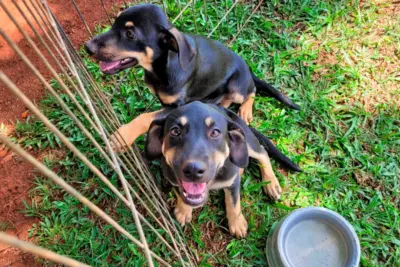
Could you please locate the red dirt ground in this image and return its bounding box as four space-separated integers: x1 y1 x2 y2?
0 0 123 265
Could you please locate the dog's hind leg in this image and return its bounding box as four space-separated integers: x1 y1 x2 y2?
217 106 302 172
225 71 256 124
248 146 282 200
110 109 170 152
250 127 302 172
224 175 248 238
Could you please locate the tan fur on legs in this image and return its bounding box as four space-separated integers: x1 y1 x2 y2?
239 168 244 175
239 93 255 125
259 152 282 200
110 110 162 152
224 188 248 238
221 92 246 109
248 146 282 200
174 193 193 226
220 96 233 108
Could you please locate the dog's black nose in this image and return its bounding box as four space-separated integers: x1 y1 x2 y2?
182 161 206 179
84 40 96 56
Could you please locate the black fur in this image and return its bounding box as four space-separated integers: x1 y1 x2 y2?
250 127 302 172
145 101 247 206
85 4 299 108
251 72 300 110
86 4 301 171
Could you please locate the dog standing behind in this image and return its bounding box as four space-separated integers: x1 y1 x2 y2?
144 101 283 238
85 4 300 163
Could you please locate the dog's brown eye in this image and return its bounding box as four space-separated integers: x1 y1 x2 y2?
170 127 181 137
210 129 221 138
126 30 136 40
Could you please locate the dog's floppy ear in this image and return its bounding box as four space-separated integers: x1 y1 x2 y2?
145 118 166 160
227 121 248 168
158 26 195 71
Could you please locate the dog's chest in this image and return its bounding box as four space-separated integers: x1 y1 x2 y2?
209 165 239 190
209 176 236 190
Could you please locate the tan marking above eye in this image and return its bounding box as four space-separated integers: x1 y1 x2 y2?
125 21 134 28
205 117 213 127
179 116 188 126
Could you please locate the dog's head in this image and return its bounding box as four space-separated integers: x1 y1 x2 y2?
145 102 248 207
84 4 195 74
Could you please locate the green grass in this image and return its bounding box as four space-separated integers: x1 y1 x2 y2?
14 0 399 266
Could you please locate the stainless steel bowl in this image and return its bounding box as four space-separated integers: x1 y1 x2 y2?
266 207 360 267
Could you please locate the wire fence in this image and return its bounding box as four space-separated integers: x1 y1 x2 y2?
0 0 267 266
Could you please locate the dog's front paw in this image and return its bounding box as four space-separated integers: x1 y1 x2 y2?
109 124 134 152
228 214 248 238
174 203 193 226
263 181 282 201
238 106 253 125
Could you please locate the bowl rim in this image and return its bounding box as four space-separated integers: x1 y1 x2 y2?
276 207 361 267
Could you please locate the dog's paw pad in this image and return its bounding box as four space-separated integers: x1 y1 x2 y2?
174 205 192 226
229 214 248 238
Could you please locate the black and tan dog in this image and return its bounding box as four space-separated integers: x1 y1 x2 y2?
85 4 300 155
144 101 282 238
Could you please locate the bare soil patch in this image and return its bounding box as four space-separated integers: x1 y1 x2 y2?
0 0 123 265
314 1 400 112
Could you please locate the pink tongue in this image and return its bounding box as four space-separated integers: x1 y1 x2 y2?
99 61 121 72
182 181 206 195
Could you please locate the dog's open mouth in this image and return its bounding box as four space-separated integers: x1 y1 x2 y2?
99 58 138 74
181 181 207 206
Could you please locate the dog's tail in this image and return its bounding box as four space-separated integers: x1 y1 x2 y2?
252 72 300 110
250 127 302 172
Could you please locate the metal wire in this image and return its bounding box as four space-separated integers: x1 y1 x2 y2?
70 0 93 37
0 132 170 267
0 232 90 267
207 0 241 38
229 0 264 45
45 3 195 265
99 0 113 24
172 0 194 23
0 0 199 265
46 4 154 264
0 0 266 265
